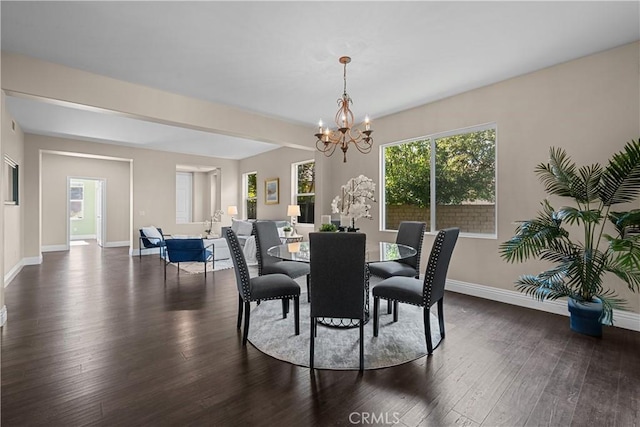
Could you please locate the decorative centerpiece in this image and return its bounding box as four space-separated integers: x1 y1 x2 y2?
331 175 376 232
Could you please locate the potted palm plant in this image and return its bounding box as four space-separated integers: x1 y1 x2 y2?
500 139 640 336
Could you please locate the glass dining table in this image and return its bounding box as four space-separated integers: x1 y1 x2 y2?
267 240 417 328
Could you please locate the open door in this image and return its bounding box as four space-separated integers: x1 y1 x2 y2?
68 177 107 247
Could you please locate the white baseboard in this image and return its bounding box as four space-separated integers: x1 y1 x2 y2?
42 244 69 252
24 255 43 265
446 279 640 332
102 241 129 248
0 305 6 327
71 234 96 240
4 261 24 287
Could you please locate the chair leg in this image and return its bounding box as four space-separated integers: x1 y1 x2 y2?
424 306 433 355
242 301 251 346
204 260 207 278
281 299 288 319
359 320 364 371
164 260 167 281
306 274 310 303
437 298 445 338
237 294 243 329
310 318 315 369
294 296 300 335
373 296 380 337
393 301 399 322
387 299 392 314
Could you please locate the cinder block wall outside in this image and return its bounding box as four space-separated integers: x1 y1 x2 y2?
385 204 495 234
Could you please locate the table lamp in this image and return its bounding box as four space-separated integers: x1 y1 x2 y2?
227 205 238 220
287 204 301 235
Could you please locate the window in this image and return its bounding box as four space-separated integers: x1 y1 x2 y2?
382 124 496 235
69 180 85 220
4 156 18 205
244 172 257 219
292 160 315 224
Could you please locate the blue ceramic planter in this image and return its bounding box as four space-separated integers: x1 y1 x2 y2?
568 297 603 337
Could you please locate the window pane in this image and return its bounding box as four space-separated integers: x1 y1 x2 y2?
245 172 257 219
434 128 496 233
297 195 315 224
70 200 84 219
383 139 430 230
297 162 315 194
70 186 84 200
247 173 257 198
293 161 315 224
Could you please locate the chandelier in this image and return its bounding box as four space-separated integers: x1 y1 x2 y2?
314 56 373 163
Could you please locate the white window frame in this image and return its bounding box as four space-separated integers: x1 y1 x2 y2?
243 171 257 220
380 122 497 239
291 160 315 225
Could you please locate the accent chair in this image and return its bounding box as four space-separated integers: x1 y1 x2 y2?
164 238 213 280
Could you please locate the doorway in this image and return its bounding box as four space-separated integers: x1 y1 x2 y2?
68 177 106 247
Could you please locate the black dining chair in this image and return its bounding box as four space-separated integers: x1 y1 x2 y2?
254 221 311 300
368 221 426 313
309 232 367 370
225 228 300 346
373 227 459 355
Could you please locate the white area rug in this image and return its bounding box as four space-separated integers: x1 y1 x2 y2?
172 258 234 274
246 275 442 370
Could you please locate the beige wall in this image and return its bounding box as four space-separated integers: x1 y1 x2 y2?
248 42 640 314
2 91 26 324
23 134 240 255
239 147 319 222
2 92 25 279
41 153 130 247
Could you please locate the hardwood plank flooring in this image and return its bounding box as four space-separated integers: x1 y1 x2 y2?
2 241 639 426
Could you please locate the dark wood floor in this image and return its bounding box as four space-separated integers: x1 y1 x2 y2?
2 241 639 426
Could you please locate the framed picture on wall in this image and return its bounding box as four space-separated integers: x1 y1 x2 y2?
265 178 279 205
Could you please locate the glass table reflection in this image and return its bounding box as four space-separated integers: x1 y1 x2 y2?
267 241 417 264
267 240 417 328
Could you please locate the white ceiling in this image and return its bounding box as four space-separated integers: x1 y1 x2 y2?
2 1 639 159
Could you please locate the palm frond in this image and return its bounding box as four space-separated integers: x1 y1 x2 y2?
599 139 640 206
515 274 573 301
608 209 640 236
571 164 603 203
535 147 578 198
605 251 640 293
595 290 627 325
557 206 602 226
499 200 568 263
